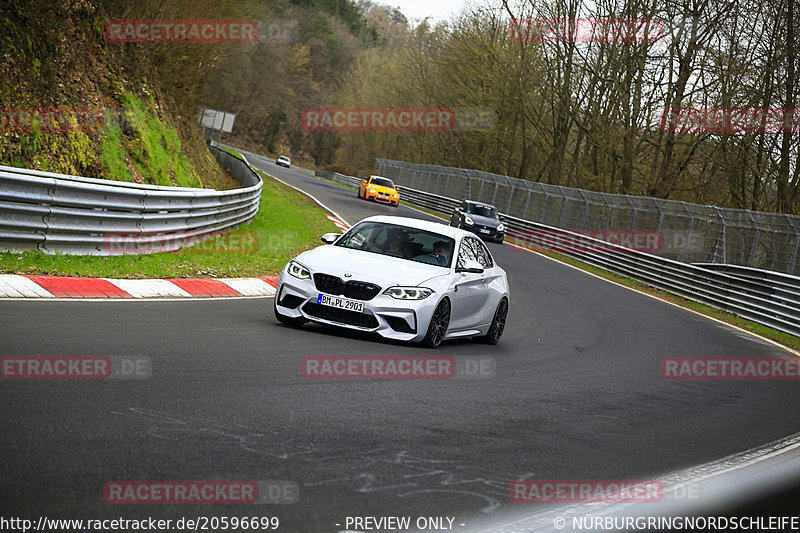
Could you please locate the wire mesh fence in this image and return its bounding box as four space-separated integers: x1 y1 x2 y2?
376 158 800 274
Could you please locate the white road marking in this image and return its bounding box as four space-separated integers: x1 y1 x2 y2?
219 277 277 296
0 274 54 298
103 279 192 298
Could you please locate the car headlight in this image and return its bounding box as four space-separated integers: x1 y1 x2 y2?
383 287 433 300
287 260 310 280
464 216 474 225
497 223 505 232
368 188 376 193
392 193 398 198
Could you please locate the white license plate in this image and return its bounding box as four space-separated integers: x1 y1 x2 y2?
317 293 364 313
479 228 490 234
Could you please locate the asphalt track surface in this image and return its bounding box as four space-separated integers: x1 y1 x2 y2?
1 155 799 532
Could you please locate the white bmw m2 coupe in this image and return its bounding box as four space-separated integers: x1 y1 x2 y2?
274 215 509 348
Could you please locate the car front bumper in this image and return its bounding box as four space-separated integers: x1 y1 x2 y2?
274 270 437 343
466 225 504 242
365 191 399 205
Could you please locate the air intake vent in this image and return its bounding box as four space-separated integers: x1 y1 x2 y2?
313 274 381 301
302 303 379 328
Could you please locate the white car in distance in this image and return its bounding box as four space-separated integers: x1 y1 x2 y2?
274 215 509 348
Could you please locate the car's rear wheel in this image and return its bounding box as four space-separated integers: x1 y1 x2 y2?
274 298 306 328
421 298 450 348
477 298 508 345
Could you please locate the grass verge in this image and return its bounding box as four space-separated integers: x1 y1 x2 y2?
0 169 338 278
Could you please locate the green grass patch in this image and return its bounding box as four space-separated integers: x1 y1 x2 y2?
98 123 129 181
99 93 203 188
0 169 338 278
220 147 242 158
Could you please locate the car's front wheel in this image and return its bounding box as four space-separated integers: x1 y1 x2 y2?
274 298 306 328
421 298 450 348
477 298 508 345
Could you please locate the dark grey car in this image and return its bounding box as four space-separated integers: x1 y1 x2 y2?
449 200 505 243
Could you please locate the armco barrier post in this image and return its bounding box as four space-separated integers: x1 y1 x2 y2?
681 202 694 263
558 186 568 228
748 210 760 267
579 189 589 230
787 214 800 275
522 188 532 220
654 198 664 233
714 206 727 264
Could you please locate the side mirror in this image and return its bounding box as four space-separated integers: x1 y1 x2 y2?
456 259 484 274
320 233 341 244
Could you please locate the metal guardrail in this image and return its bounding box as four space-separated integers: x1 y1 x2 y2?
317 170 800 337
692 263 800 292
214 142 318 178
0 146 262 255
376 159 800 276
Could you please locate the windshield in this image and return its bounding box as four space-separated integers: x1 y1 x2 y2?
467 203 498 218
335 221 454 267
369 177 395 188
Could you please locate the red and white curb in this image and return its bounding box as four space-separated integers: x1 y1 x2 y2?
0 274 279 299
326 214 350 232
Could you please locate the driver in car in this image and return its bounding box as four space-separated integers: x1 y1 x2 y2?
387 234 413 258
433 240 452 266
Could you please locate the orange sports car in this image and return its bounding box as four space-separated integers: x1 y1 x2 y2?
358 175 399 207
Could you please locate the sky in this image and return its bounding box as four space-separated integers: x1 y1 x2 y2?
388 0 473 23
